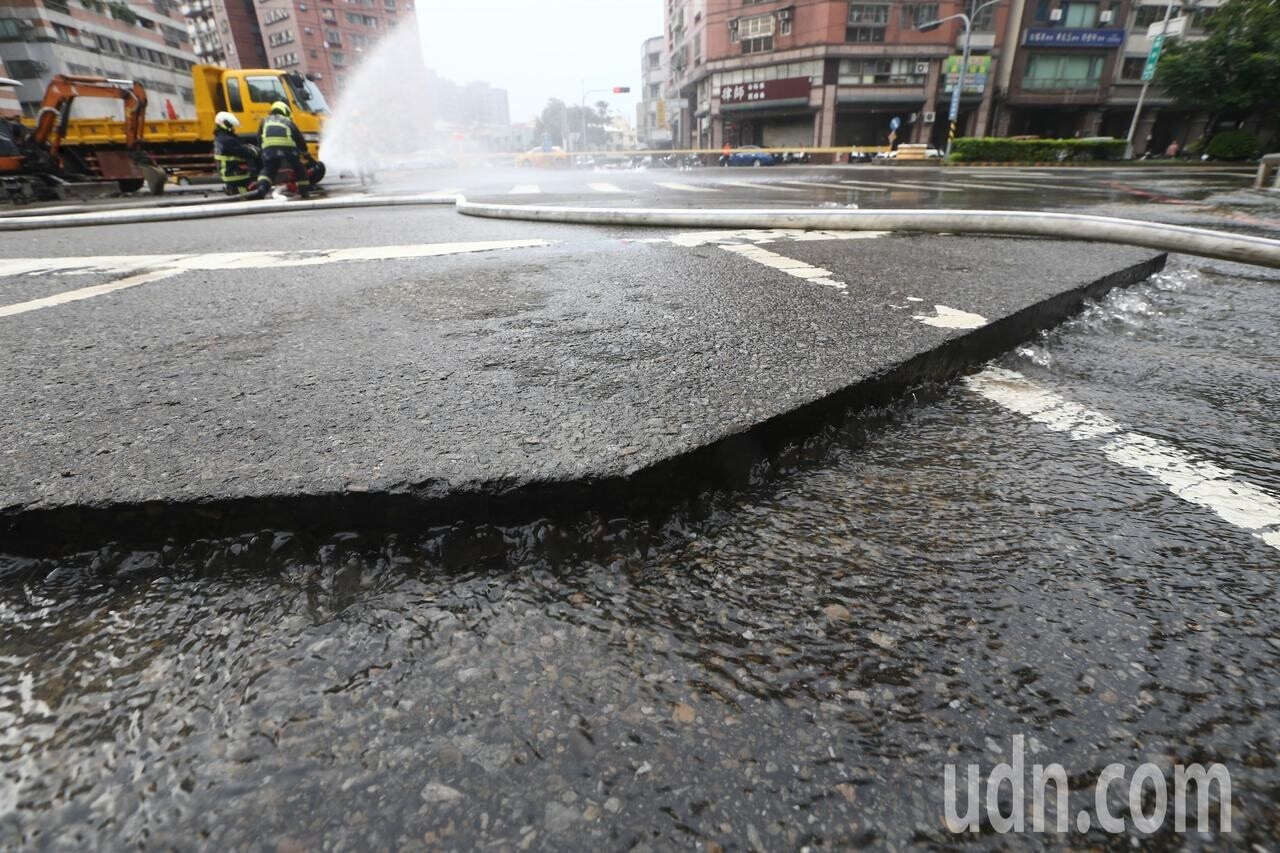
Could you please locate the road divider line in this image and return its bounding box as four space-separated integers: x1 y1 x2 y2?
0 239 552 318
779 180 884 193
719 243 847 291
588 182 624 193
965 366 1280 553
886 180 966 193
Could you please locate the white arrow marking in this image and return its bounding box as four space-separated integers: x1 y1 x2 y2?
720 243 847 291
914 304 988 329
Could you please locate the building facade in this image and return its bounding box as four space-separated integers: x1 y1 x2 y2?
0 56 21 115
0 0 201 117
664 0 1216 155
182 0 265 69
252 0 410 104
638 34 671 147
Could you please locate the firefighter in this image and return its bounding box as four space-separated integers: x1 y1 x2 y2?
252 100 310 199
212 111 259 196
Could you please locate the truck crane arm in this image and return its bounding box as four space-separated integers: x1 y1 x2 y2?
32 75 148 160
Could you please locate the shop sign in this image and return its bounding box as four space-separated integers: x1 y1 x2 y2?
719 76 811 104
942 55 991 94
1024 28 1126 47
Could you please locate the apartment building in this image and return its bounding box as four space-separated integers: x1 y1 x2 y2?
665 0 1215 155
0 0 201 117
996 0 1223 150
182 0 265 69
253 0 409 104
665 0 1013 151
0 56 21 115
638 34 671 147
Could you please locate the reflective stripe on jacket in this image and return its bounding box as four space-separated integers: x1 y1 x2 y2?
260 115 298 150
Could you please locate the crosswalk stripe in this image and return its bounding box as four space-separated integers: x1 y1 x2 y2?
656 181 719 193
716 179 810 193
588 182 623 193
779 180 886 193
509 185 540 195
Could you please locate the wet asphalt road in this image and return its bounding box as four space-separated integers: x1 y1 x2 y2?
1 166 1278 849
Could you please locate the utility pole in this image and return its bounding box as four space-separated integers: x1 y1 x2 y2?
1124 0 1180 159
919 0 1002 158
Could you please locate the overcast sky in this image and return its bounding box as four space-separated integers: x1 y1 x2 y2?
419 0 664 124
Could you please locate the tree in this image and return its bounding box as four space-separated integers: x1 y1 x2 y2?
1157 0 1280 133
532 98 613 148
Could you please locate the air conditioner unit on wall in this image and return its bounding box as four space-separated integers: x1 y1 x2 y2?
1049 8 1063 20
915 62 929 74
1099 9 1113 22
778 8 792 22
923 111 936 123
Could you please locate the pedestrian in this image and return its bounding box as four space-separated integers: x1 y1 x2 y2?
1165 140 1180 159
721 140 731 166
211 111 260 196
251 100 311 199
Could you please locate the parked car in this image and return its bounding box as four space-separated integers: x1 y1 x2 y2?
780 150 811 165
723 145 778 167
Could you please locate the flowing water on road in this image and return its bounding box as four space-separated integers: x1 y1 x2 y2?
2 259 1277 848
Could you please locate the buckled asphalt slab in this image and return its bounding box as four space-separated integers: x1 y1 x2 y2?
0 215 1163 547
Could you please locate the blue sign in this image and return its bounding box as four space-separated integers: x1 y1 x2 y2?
889 116 901 131
541 132 551 152
1024 28 1126 47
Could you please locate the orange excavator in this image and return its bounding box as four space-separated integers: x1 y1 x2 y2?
1 74 164 202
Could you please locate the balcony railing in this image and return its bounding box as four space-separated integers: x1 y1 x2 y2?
1021 77 1101 90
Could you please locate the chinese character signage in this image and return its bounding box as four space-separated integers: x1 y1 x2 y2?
943 55 990 94
719 77 811 104
1024 28 1126 47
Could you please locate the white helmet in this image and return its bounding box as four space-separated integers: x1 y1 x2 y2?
214 111 239 132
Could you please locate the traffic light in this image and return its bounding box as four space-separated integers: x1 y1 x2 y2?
612 87 630 93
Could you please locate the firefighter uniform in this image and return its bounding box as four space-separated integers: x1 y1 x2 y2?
213 126 259 195
256 106 310 197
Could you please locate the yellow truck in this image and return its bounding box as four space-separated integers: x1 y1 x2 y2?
21 64 327 189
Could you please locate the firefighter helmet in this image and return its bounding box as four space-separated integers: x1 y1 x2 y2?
269 100 291 116
214 111 239 132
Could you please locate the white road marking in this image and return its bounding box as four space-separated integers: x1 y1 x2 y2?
940 180 1036 192
838 178 940 192
779 180 885 193
965 367 1280 553
913 304 988 329
657 228 889 247
719 243 847 290
655 181 719 193
0 269 181 318
880 179 966 193
509 184 540 194
0 239 551 318
716 179 810 193
588 182 624 193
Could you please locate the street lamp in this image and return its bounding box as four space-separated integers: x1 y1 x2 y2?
918 0 1002 158
580 86 630 159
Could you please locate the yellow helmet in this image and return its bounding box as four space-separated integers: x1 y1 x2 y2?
269 100 291 116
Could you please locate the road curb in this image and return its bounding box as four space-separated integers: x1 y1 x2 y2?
455 199 1280 268
0 253 1166 558
0 192 458 231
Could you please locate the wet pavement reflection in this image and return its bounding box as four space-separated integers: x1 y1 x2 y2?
1 260 1278 848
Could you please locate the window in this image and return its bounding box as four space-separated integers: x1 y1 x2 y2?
226 77 244 110
384 0 395 8
324 28 341 43
1034 0 1052 21
1062 2 1098 27
7 59 44 78
648 82 660 97
272 51 299 68
53 23 76 42
1119 56 1146 78
647 51 660 69
268 29 295 46
838 57 929 85
900 3 938 29
966 0 997 31
321 7 336 20
330 50 344 65
733 12 774 53
1133 4 1174 28
1022 54 1105 88
309 48 318 58
847 3 888 42
345 12 377 25
246 74 288 102
263 7 290 24
0 19 23 41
